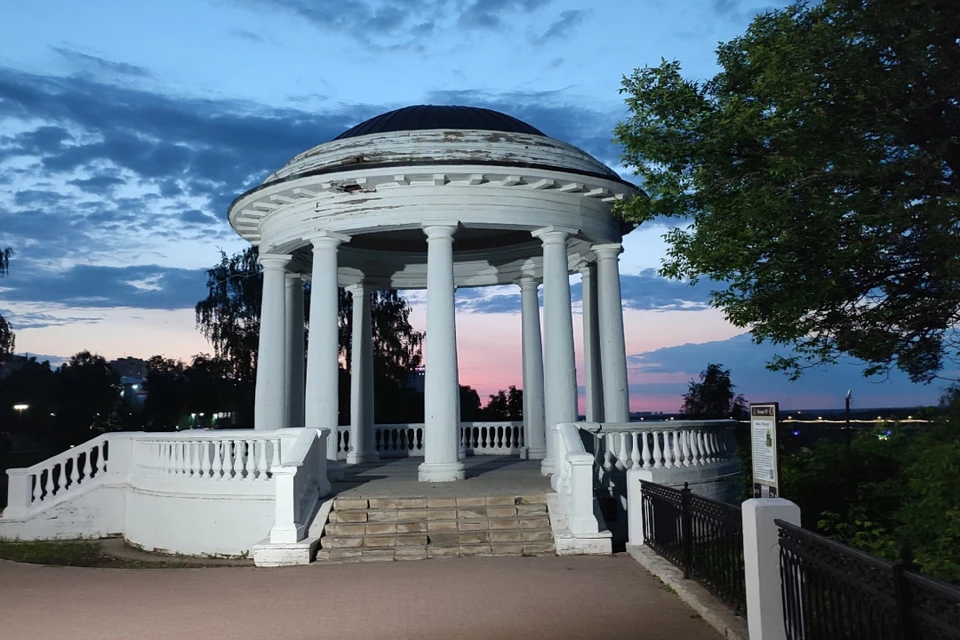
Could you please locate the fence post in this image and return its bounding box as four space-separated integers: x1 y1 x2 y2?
893 544 918 640
743 498 801 640
681 482 692 579
626 468 648 545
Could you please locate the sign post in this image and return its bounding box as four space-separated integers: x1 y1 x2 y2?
750 402 780 498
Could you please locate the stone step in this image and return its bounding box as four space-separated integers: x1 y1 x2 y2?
331 495 547 511
315 541 556 563
328 504 547 524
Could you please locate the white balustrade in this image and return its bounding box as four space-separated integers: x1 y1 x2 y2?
270 428 331 544
582 421 737 472
554 423 603 536
4 435 111 517
133 433 282 480
336 422 525 459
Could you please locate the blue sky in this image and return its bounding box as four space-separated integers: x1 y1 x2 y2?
0 0 950 410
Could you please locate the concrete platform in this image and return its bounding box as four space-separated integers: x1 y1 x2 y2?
331 456 551 498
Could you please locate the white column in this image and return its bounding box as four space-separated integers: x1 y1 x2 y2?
305 233 348 480
580 262 604 423
743 499 801 640
284 273 305 429
533 227 578 476
419 223 465 482
346 282 377 464
519 278 546 460
254 254 291 431
594 243 630 423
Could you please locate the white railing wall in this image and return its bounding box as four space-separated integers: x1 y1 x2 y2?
270 428 330 544
580 421 738 472
133 433 283 481
3 434 113 518
336 422 525 459
553 423 602 536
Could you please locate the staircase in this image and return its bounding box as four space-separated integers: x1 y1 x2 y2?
316 495 555 562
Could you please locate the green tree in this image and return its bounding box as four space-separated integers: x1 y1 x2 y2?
614 0 960 383
680 363 747 419
195 246 425 425
480 386 524 421
142 356 187 430
0 248 14 359
52 351 121 445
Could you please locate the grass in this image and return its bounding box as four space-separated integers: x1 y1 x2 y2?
0 539 194 568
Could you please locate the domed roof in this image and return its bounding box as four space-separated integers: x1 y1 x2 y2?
333 105 546 140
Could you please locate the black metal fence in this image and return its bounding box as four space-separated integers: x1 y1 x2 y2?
777 519 960 640
639 480 746 613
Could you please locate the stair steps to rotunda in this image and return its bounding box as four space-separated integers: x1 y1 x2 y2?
314 495 555 563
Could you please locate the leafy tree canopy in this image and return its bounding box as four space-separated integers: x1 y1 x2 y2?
615 0 960 383
0 248 14 359
680 363 747 419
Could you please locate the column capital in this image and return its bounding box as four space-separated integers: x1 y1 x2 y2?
345 281 371 295
258 253 292 270
576 259 596 276
592 243 624 260
422 222 459 240
532 226 578 245
309 231 351 250
518 277 540 292
284 271 306 284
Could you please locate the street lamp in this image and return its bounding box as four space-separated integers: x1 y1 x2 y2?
13 403 29 428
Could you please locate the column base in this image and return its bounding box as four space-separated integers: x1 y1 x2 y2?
345 451 379 465
527 447 547 461
327 460 345 482
540 457 556 476
418 461 466 482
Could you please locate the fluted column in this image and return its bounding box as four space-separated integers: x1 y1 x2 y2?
519 277 546 460
595 243 630 423
419 223 465 482
580 262 604 423
533 227 579 476
284 273 305 429
254 254 291 431
346 282 377 464
305 232 348 480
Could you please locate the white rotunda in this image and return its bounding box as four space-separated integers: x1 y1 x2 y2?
227 105 640 483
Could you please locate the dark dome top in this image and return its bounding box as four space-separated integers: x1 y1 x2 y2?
333 105 546 140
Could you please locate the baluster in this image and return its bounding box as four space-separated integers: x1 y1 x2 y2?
45 465 55 498
602 433 615 470
160 442 169 473
204 441 215 477
630 432 642 469
660 432 672 469
689 430 701 466
681 430 692 467
699 430 709 464
171 441 180 475
211 441 224 479
617 431 630 469
651 431 663 469
243 439 254 478
99 442 107 473
70 452 81 487
83 447 94 481
271 438 281 469
641 432 652 469
185 441 195 476
702 431 714 463
257 439 269 479
231 440 242 479
32 473 40 502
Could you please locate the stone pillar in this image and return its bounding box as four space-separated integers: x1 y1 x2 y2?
580 262 604 423
595 243 630 423
419 223 465 482
533 227 578 476
284 273 305 429
254 254 291 431
519 278 546 460
346 282 377 464
305 233 347 480
743 499 801 640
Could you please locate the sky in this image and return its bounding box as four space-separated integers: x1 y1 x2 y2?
0 0 950 412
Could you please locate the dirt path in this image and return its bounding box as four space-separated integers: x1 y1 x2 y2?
0 554 718 640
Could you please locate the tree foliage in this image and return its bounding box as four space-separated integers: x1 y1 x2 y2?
680 363 747 419
615 0 960 383
0 248 14 359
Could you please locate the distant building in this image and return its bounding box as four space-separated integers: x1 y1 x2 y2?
110 357 148 379
119 376 147 409
406 366 425 393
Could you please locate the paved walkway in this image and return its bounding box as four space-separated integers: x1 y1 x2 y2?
332 456 552 498
0 555 718 640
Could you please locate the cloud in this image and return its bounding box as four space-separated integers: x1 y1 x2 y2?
459 0 552 29
1 308 102 330
531 9 588 45
51 47 152 78
709 0 791 21
628 333 950 409
572 270 714 312
0 264 209 311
